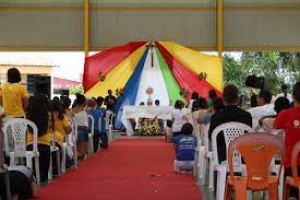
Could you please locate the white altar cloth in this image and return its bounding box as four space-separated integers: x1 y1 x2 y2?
121 106 173 135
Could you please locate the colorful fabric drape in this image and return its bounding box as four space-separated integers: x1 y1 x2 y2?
83 42 146 92
156 42 222 99
114 48 149 129
83 41 223 104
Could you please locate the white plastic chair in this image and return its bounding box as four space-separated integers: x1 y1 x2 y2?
194 124 206 180
62 117 78 173
165 127 172 143
47 113 63 180
87 115 94 155
106 111 113 142
48 127 61 180
201 123 214 187
211 122 253 200
2 118 41 184
97 115 106 150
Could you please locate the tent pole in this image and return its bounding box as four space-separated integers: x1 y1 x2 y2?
217 0 223 58
84 0 90 58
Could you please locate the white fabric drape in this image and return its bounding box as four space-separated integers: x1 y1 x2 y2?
134 48 170 106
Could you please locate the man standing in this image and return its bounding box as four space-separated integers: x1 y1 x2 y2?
104 89 117 112
104 89 117 129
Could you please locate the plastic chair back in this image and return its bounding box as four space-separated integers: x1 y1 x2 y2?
88 115 94 136
228 132 284 190
68 117 78 141
211 122 253 166
203 123 210 154
291 140 300 182
68 117 78 165
106 111 113 130
3 118 38 157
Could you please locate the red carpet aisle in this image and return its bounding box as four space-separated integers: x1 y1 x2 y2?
37 139 202 200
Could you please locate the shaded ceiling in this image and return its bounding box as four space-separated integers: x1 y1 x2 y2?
1 0 300 51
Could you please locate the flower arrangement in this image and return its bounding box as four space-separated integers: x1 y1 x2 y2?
98 72 106 82
139 118 160 136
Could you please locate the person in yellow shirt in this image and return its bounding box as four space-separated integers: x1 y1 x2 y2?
26 95 71 182
0 68 28 118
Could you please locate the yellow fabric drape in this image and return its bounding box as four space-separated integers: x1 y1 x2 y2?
160 41 223 92
85 45 146 97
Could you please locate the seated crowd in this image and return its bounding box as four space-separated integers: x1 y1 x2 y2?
0 67 110 199
1 67 300 199
168 81 300 199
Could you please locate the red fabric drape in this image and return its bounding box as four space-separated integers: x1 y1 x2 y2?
83 41 146 92
156 42 222 99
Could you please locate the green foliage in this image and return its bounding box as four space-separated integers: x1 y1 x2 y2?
223 53 245 88
279 52 300 83
223 51 300 94
69 84 84 95
240 52 283 91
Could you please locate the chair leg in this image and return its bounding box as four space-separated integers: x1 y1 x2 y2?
9 155 15 166
109 126 113 142
26 155 32 169
283 182 290 200
225 182 232 200
234 183 247 200
35 155 41 185
215 166 227 200
74 146 78 166
89 137 94 155
193 151 198 176
209 158 214 189
56 151 61 176
268 184 278 200
198 146 205 180
48 154 53 180
200 156 207 185
62 145 66 173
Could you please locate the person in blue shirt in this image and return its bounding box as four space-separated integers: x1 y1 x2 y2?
89 96 108 151
173 123 197 173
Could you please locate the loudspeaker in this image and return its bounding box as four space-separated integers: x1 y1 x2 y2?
245 75 265 90
34 76 51 98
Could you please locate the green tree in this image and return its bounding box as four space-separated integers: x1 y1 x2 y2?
223 51 300 95
69 84 84 95
240 52 284 92
279 52 300 84
223 53 244 89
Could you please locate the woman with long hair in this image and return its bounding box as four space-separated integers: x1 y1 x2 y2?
276 83 293 103
61 95 72 117
27 95 71 181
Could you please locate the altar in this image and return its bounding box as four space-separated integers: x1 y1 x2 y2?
121 106 173 135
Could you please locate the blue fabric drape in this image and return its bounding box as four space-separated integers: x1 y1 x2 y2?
114 48 149 129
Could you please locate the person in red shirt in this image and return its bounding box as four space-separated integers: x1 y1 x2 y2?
274 81 300 198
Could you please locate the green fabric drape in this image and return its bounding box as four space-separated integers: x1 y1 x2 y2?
156 48 185 105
